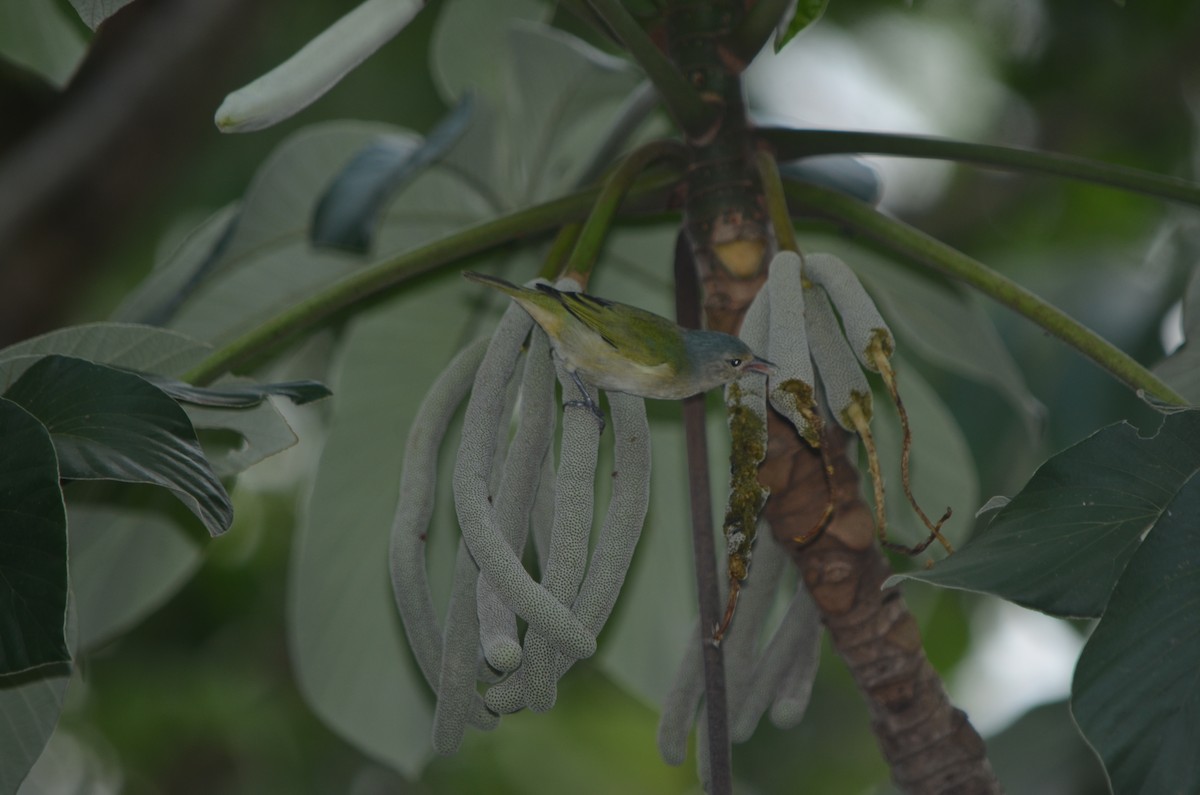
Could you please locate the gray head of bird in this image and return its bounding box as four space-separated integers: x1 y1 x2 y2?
683 330 775 391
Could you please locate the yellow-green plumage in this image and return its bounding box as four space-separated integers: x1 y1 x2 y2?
464 271 772 401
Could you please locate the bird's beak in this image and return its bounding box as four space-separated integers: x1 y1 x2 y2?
744 356 775 375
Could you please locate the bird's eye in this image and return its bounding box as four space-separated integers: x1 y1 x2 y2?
728 358 742 368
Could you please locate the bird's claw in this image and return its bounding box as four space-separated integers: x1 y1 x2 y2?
564 398 606 433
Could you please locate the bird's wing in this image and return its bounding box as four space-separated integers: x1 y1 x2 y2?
540 285 687 370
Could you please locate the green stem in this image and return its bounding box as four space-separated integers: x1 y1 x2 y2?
540 223 582 281
760 128 1200 207
781 178 1190 406
724 0 790 66
568 140 687 279
183 168 683 385
754 149 797 253
586 0 716 138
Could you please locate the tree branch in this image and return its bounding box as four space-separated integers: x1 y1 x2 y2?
761 419 1003 794
674 232 733 795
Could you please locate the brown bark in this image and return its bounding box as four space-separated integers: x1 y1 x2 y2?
761 415 1002 794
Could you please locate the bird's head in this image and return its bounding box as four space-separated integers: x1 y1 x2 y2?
684 331 774 390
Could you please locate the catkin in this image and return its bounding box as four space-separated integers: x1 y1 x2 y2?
485 389 651 714
389 338 487 692
656 618 705 766
803 252 894 370
721 526 787 743
431 541 486 755
765 251 821 445
806 286 872 431
518 358 602 712
476 331 558 673
736 582 821 738
453 302 596 661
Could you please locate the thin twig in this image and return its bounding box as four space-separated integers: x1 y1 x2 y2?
674 231 733 795
760 128 1200 208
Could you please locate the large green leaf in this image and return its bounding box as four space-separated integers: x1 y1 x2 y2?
312 95 475 253
111 205 240 326
3 356 232 537
288 272 470 776
0 607 74 795
187 400 300 479
67 0 135 30
67 487 201 651
0 322 211 387
0 398 67 675
117 122 493 346
890 410 1200 618
1071 472 1200 795
430 0 548 104
0 663 72 795
0 0 86 86
214 0 424 133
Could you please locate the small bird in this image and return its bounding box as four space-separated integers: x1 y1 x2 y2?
464 271 773 428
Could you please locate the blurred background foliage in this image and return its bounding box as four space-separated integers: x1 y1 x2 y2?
2 0 1197 792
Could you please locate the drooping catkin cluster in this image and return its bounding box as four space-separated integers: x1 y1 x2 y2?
655 249 957 775
657 519 822 783
748 250 953 557
389 278 651 754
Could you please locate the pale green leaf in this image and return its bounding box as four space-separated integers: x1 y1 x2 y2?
0 0 85 86
288 272 472 775
0 323 211 389
67 0 135 30
131 122 491 346
429 0 548 104
0 611 73 795
215 0 424 133
67 490 200 651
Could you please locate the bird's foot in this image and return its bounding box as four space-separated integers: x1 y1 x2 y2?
563 397 606 433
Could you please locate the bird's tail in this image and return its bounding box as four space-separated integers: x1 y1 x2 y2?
462 270 526 297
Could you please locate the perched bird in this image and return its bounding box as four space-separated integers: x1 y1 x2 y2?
464 271 773 427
